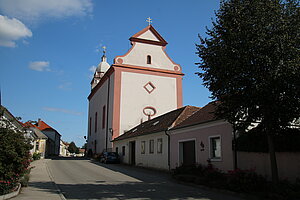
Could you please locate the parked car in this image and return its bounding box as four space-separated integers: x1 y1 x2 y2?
99 152 120 164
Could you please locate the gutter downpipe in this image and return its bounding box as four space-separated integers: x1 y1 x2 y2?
105 76 110 152
165 127 171 171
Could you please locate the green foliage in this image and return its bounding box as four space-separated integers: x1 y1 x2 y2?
0 127 32 195
237 128 300 152
196 0 299 183
68 141 79 154
196 0 300 132
32 152 41 160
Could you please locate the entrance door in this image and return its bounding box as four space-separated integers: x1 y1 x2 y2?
179 140 196 166
129 141 136 165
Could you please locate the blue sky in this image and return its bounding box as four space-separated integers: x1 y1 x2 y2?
0 0 220 147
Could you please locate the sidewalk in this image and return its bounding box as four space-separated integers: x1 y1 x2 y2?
13 159 65 200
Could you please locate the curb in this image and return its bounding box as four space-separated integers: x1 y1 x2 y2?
0 183 21 200
45 160 67 200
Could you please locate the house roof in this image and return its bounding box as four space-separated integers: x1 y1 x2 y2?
22 121 48 139
30 127 48 139
171 101 220 130
113 105 201 141
34 119 61 136
0 105 24 129
36 120 53 131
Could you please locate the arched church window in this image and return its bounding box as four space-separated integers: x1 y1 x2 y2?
147 55 151 64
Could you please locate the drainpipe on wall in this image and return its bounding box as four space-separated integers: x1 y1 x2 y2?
105 76 110 152
164 128 171 171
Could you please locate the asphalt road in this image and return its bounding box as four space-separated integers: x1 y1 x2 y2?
47 157 245 200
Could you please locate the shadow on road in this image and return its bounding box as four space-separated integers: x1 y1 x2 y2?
28 158 243 200
89 159 172 183
56 181 229 200
49 156 90 160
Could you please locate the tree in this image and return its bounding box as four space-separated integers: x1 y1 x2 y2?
0 118 32 194
68 141 79 154
196 0 299 183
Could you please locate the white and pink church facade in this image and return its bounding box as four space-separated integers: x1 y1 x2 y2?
87 25 183 155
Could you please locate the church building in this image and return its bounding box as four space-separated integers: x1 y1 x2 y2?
87 24 184 155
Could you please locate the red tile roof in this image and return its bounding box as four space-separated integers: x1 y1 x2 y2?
36 120 55 131
113 106 201 141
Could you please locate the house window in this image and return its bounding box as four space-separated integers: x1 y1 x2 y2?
95 112 97 132
35 142 39 151
149 140 154 154
102 105 106 129
157 138 162 153
210 136 221 160
141 141 145 154
116 147 118 154
89 117 92 135
147 55 151 64
122 146 125 156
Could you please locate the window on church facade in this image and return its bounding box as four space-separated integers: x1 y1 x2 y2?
102 105 106 129
95 112 97 133
147 55 151 64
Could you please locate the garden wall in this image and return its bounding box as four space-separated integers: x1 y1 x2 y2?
237 152 300 181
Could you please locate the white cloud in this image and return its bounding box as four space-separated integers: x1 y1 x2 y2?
0 0 93 23
28 61 50 71
0 15 32 47
43 107 83 116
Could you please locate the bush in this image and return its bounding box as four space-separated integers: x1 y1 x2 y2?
0 127 32 195
173 164 300 199
32 152 41 160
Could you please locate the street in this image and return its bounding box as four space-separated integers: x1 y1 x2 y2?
47 157 245 200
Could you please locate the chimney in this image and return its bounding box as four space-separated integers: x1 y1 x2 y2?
38 118 41 126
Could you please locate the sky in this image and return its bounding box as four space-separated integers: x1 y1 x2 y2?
0 0 220 147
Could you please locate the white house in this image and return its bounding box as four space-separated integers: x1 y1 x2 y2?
113 106 200 170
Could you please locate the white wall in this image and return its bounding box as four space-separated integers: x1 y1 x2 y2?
116 42 179 71
119 72 177 135
114 131 169 170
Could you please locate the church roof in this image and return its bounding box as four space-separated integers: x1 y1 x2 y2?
129 25 168 46
113 105 201 141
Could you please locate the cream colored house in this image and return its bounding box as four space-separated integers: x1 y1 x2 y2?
60 140 69 157
113 106 200 170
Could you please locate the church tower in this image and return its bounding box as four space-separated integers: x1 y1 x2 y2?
87 23 183 154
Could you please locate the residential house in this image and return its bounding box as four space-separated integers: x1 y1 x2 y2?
113 106 200 170
23 122 48 159
60 140 69 157
0 105 37 155
169 102 234 171
35 119 61 156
